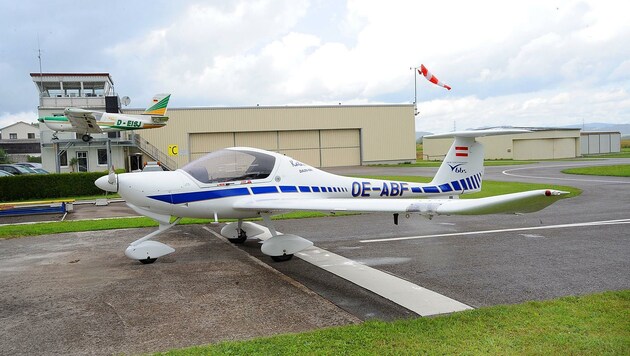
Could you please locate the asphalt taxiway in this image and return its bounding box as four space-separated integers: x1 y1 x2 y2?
0 158 628 354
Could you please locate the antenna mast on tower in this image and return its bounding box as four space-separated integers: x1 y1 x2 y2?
37 36 43 99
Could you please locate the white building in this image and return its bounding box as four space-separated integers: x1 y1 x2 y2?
32 73 144 173
0 121 41 162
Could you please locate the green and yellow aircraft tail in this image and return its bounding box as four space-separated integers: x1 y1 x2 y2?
143 93 171 116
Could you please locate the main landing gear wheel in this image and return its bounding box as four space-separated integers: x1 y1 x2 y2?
227 229 247 244
139 257 157 264
271 254 293 262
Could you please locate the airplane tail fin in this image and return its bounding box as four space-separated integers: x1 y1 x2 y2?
143 93 171 116
428 129 530 195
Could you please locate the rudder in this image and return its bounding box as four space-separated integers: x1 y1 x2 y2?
143 93 171 116
430 136 484 194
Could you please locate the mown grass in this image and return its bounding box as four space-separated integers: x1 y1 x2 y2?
0 211 347 239
156 290 630 355
562 165 630 177
583 146 630 158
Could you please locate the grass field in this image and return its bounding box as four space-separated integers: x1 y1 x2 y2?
156 290 630 355
562 165 630 177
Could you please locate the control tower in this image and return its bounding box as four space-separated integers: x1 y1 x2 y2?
30 73 126 173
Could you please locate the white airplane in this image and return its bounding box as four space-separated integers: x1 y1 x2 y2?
38 93 171 142
95 129 568 264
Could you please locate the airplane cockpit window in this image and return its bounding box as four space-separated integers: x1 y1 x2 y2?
181 149 276 184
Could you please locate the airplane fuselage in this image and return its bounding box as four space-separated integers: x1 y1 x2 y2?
98 147 482 221
38 112 166 133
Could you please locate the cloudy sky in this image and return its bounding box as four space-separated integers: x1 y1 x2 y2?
1 0 628 133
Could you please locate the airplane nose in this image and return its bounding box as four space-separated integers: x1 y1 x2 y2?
95 175 118 192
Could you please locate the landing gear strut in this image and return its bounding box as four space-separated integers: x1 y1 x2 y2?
219 218 312 263
125 216 181 264
227 220 248 244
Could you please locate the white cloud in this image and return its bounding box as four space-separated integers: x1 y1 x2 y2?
417 86 630 133
1 0 628 133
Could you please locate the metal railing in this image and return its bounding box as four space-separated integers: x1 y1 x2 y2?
131 134 177 171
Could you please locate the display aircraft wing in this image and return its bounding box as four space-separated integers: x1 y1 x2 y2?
232 189 566 216
64 107 103 134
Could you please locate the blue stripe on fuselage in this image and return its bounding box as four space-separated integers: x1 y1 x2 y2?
251 186 279 194
149 187 250 204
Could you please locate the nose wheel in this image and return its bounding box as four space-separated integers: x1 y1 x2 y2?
140 258 157 264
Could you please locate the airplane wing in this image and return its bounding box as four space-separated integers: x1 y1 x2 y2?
64 108 103 133
232 190 568 216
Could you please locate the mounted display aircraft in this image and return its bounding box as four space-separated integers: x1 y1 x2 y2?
95 129 568 264
38 93 171 142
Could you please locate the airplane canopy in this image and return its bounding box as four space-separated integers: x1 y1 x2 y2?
181 149 276 184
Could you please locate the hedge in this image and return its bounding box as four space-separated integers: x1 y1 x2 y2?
0 172 110 201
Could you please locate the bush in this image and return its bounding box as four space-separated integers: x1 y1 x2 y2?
0 172 108 201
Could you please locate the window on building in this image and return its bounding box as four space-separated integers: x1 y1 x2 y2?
97 149 108 165
28 133 35 139
59 151 68 166
9 133 17 139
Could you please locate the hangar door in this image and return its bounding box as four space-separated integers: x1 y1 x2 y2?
513 138 577 160
189 129 361 167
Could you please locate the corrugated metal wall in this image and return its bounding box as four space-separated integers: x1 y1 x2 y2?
131 105 414 168
581 132 622 154
423 130 581 160
189 129 361 167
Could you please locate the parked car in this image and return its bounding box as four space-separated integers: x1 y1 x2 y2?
0 170 14 177
16 162 43 169
0 164 34 175
33 168 50 174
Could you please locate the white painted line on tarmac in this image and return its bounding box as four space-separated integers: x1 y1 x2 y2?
295 246 472 316
360 218 630 244
206 223 472 316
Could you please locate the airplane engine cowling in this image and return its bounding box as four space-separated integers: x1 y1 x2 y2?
125 241 175 260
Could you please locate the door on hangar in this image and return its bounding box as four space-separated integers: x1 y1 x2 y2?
189 129 361 167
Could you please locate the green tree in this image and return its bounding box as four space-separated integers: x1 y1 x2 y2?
0 148 9 163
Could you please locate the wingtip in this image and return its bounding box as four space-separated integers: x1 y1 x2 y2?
544 189 570 196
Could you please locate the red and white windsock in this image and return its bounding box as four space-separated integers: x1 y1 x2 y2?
419 64 451 90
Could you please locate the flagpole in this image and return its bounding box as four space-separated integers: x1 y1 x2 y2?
411 66 419 116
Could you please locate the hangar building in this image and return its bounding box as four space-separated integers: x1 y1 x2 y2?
580 131 622 155
128 105 416 169
423 128 584 160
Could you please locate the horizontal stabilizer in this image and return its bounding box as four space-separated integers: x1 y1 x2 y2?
151 116 169 124
425 128 530 139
